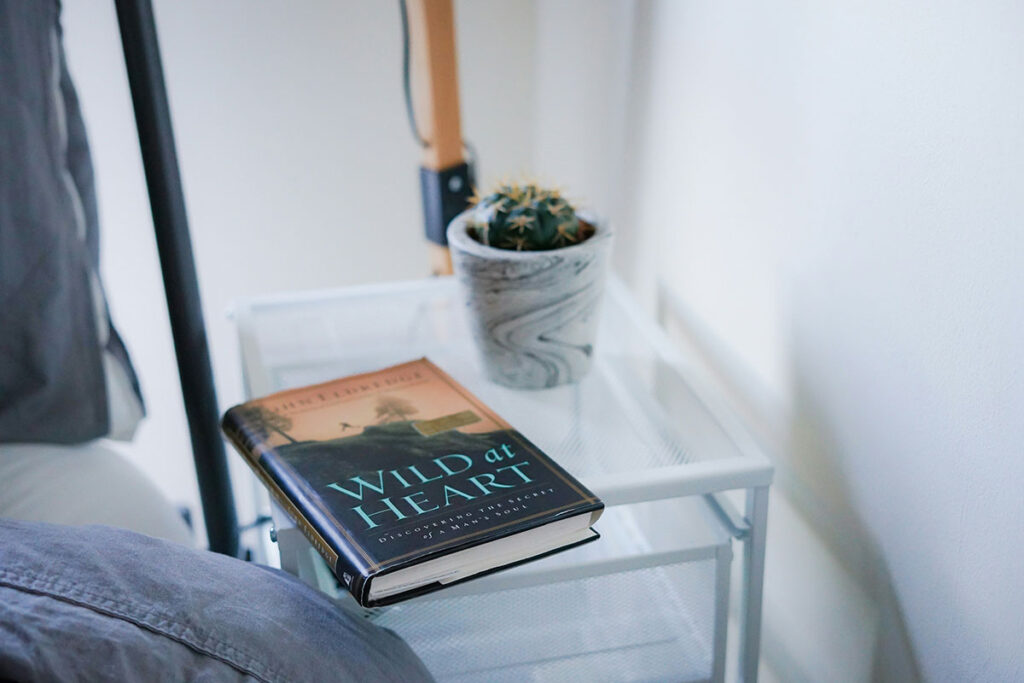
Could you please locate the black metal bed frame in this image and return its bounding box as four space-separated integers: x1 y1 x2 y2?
115 0 238 556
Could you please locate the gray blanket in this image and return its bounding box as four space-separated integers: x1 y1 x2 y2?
0 519 435 682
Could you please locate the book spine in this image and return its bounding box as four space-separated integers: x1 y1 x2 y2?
221 410 372 595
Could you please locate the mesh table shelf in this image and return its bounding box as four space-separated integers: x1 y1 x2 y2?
231 276 773 682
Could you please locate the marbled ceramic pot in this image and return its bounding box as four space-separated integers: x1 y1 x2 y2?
447 210 612 389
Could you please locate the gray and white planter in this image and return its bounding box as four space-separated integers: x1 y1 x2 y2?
447 210 612 390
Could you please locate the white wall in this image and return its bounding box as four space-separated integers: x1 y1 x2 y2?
622 1 1024 680
60 0 535 542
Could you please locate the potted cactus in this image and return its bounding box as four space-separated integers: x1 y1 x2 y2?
447 181 612 389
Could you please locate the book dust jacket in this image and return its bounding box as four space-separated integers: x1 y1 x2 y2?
222 358 603 606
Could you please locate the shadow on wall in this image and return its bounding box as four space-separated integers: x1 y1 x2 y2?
787 370 920 683
656 283 921 682
609 0 660 307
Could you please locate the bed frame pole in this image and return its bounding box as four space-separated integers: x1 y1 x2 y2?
115 0 239 556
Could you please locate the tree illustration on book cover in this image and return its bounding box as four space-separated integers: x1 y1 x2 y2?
374 395 418 424
230 404 299 444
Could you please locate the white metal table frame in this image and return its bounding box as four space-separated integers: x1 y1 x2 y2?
231 276 773 682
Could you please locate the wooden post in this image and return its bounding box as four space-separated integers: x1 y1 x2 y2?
406 0 467 275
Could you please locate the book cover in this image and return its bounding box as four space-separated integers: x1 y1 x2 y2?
222 358 603 606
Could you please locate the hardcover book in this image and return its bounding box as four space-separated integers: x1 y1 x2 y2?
222 358 603 607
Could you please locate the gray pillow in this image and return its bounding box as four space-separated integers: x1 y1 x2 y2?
0 519 435 682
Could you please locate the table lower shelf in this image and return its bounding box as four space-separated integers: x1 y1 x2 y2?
375 555 724 683
272 495 732 682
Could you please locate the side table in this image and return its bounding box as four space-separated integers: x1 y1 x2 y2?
230 276 773 682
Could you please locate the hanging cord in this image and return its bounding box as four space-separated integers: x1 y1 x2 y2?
398 0 478 179
399 0 429 148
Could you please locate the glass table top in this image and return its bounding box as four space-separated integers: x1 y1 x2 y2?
232 276 770 493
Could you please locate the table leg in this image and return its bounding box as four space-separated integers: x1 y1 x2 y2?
740 486 769 682
712 542 732 682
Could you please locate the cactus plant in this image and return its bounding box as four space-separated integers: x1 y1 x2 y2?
466 181 594 251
